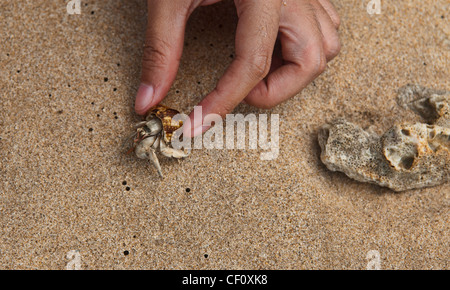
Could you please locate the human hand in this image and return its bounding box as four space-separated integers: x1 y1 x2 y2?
134 0 340 137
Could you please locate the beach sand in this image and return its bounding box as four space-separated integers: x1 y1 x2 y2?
0 0 448 269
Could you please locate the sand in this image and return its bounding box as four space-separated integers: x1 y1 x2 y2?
0 0 448 269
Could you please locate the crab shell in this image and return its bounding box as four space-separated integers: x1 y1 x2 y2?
145 105 184 143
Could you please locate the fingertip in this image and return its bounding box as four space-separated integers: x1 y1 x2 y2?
181 103 218 138
181 118 208 138
134 84 155 115
181 115 194 138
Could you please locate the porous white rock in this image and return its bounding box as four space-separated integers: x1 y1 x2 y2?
318 85 449 191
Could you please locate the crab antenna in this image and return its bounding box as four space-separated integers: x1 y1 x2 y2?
122 132 137 150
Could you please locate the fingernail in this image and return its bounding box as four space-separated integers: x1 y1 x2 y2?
182 119 205 138
182 105 203 138
183 123 210 139
135 84 154 115
192 124 209 138
182 121 191 138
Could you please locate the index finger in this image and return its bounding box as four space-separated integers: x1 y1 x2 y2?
184 0 282 137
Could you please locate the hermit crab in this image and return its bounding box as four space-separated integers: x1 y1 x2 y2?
127 105 189 177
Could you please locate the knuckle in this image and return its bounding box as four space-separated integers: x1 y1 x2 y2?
213 100 235 118
209 88 236 117
319 1 341 29
247 87 277 109
142 37 172 69
217 102 235 116
246 52 272 80
325 36 341 59
333 14 341 29
302 42 327 76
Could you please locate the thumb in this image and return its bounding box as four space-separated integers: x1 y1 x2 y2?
135 1 192 115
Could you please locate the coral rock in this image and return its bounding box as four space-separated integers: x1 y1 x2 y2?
318 84 449 191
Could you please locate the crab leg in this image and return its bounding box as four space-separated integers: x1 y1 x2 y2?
160 147 189 158
148 148 164 178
